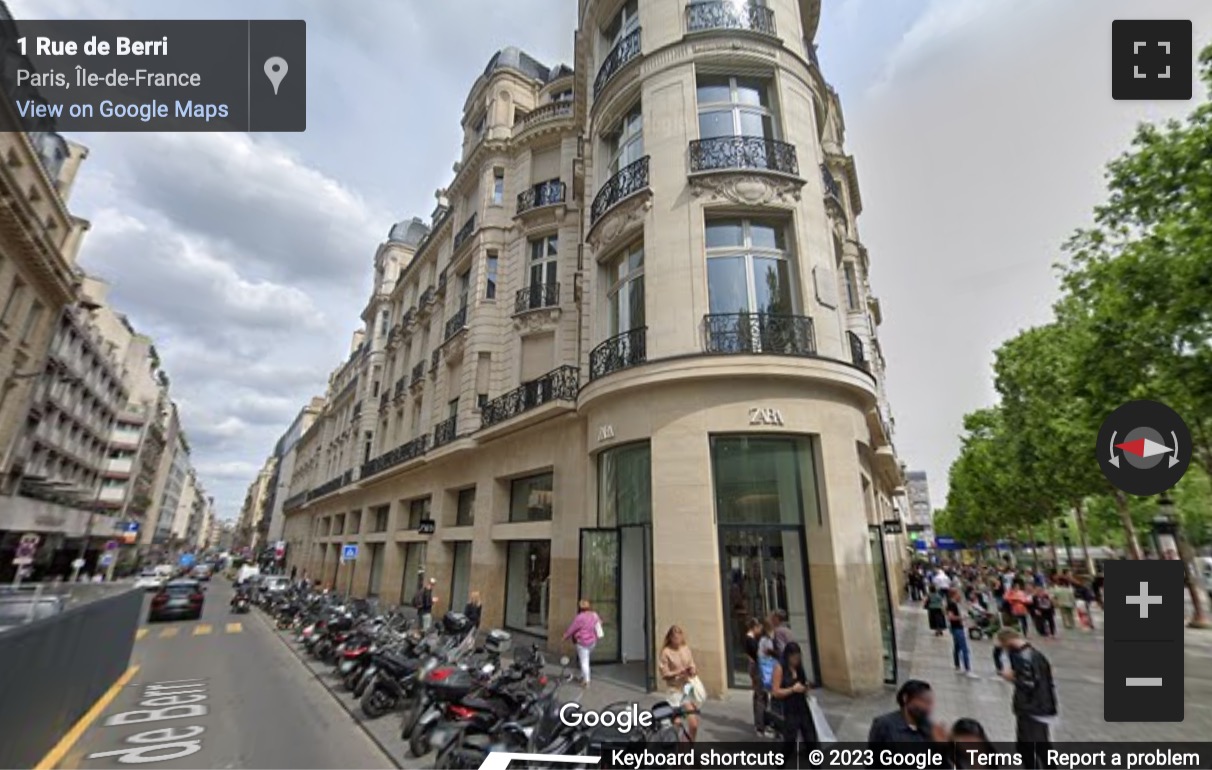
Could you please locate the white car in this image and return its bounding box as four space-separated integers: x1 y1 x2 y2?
134 570 165 591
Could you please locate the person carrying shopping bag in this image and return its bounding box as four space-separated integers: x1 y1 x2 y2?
563 599 603 687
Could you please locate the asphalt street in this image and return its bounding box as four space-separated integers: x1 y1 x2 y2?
58 580 395 770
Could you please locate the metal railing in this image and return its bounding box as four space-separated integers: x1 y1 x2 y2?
433 415 458 448
431 349 441 374
480 365 579 429
589 327 647 381
352 401 362 420
848 331 869 371
410 362 425 387
283 491 309 511
594 27 641 98
514 282 560 314
394 378 406 400
361 435 430 479
514 100 574 131
686 1 776 35
689 136 799 175
308 470 352 501
591 155 650 225
379 391 390 412
821 164 843 207
445 305 468 339
437 267 448 295
703 312 816 356
420 285 436 308
453 214 477 251
517 180 567 214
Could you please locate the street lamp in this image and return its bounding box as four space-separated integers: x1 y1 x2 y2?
1058 520 1074 573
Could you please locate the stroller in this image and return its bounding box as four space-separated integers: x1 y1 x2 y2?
967 604 1001 640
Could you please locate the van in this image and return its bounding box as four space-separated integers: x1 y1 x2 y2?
236 564 260 584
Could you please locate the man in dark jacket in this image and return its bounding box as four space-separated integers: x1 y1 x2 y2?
997 628 1057 768
868 680 947 768
413 577 436 630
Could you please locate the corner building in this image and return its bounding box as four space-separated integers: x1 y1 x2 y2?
282 0 904 695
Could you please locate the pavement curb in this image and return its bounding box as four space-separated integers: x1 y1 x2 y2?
253 609 404 769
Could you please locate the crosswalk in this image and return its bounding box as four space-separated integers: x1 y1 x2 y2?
135 622 243 641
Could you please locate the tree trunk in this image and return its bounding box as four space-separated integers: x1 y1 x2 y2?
1048 518 1059 571
1113 490 1144 560
1073 499 1094 576
1177 534 1212 629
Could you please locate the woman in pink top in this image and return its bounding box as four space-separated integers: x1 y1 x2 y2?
563 599 602 686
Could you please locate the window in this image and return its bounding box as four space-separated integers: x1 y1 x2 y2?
473 114 486 140
605 103 643 176
696 75 776 140
379 309 390 337
399 542 426 600
456 487 475 526
363 431 373 464
711 436 819 526
505 540 550 634
1 277 25 326
485 252 498 299
450 541 472 611
20 300 43 343
607 243 644 335
447 398 458 420
528 235 558 290
458 269 471 308
598 442 651 526
509 472 553 522
843 262 861 311
333 514 345 535
348 510 361 535
705 218 794 315
492 168 505 206
408 497 431 529
371 505 389 532
553 88 573 102
604 0 639 48
477 393 488 411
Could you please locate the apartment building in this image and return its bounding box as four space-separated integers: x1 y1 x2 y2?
280 0 905 695
235 456 276 551
262 397 324 553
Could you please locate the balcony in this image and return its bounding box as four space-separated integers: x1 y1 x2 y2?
594 27 641 99
514 282 560 314
516 180 566 215
444 305 468 339
393 378 406 401
689 136 799 176
514 100 574 134
821 164 843 209
686 1 777 36
703 313 816 356
437 267 448 296
433 415 458 448
481 365 579 429
352 401 362 420
591 156 650 226
410 362 425 389
308 470 352 502
419 285 437 312
361 434 430 480
379 391 389 412
589 327 647 381
430 348 441 377
848 331 869 372
453 214 477 253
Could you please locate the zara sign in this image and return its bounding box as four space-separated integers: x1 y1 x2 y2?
748 407 785 426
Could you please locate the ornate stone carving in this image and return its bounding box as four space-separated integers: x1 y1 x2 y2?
587 193 651 252
689 173 804 206
512 307 561 335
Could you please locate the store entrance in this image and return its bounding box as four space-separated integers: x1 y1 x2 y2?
579 525 653 690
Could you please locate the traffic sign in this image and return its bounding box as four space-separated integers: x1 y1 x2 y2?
341 544 358 562
122 531 138 544
19 533 40 546
71 558 85 569
179 553 196 568
99 553 115 567
11 556 32 566
122 522 140 532
104 540 119 551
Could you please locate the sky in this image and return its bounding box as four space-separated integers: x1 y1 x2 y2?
11 0 1212 520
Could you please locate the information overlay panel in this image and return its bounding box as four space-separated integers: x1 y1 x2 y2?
0 20 305 131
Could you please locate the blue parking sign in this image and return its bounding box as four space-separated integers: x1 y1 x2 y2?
179 553 196 567
341 544 358 562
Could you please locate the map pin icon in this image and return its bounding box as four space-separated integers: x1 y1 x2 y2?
264 56 288 95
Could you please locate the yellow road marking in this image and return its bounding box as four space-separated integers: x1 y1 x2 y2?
34 664 139 770
135 628 148 641
226 622 243 634
159 627 178 639
193 624 212 636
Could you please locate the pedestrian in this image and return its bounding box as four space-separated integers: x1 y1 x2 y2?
742 618 770 736
950 718 996 768
290 565 297 582
1073 578 1095 630
563 599 603 687
770 641 817 754
658 625 702 742
1032 586 1056 638
1053 578 1076 630
908 568 923 602
1092 569 1104 608
1004 579 1032 636
413 577 437 630
924 586 946 637
947 588 977 677
932 567 952 592
997 628 1057 769
768 609 794 657
464 590 483 629
867 680 945 751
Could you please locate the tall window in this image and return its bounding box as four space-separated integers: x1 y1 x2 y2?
379 309 390 336
696 76 777 140
510 472 553 522
485 252 498 299
843 262 860 311
705 218 794 315
529 235 558 289
447 398 459 419
20 300 43 343
458 269 471 308
456 487 475 526
604 0 639 48
607 243 644 335
605 103 643 176
505 540 550 634
363 431 373 464
372 505 389 532
1 278 25 326
408 497 431 529
492 168 505 205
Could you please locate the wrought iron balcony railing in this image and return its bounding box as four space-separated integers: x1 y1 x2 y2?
437 267 448 295
379 391 389 412
431 348 441 375
420 285 436 308
591 156 650 226
283 491 309 512
594 27 641 98
352 401 362 420
514 282 560 314
361 434 430 479
821 164 843 207
453 214 477 252
480 365 579 429
444 304 468 339
433 415 458 448
410 362 425 387
689 136 799 176
308 470 352 502
848 331 869 371
686 1 776 36
703 312 816 356
807 42 820 69
516 180 567 215
514 100 574 131
393 378 406 400
589 327 647 381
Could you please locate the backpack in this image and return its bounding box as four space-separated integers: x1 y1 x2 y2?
759 655 777 690
1035 594 1053 611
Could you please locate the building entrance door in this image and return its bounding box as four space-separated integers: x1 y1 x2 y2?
579 526 653 689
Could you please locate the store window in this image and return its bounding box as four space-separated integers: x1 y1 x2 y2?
371 505 389 532
348 510 361 535
598 442 651 527
456 487 476 526
505 540 550 634
509 472 553 522
705 218 794 316
606 242 644 336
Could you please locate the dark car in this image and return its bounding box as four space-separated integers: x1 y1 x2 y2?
148 579 205 622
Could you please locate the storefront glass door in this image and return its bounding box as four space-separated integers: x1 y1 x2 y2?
868 526 898 683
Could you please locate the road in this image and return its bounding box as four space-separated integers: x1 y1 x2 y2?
57 580 395 770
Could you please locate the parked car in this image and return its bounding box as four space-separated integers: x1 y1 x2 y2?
190 564 213 581
261 576 291 594
134 570 165 591
0 595 67 632
148 579 205 622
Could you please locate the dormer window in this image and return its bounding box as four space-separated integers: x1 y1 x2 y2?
553 88 573 103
